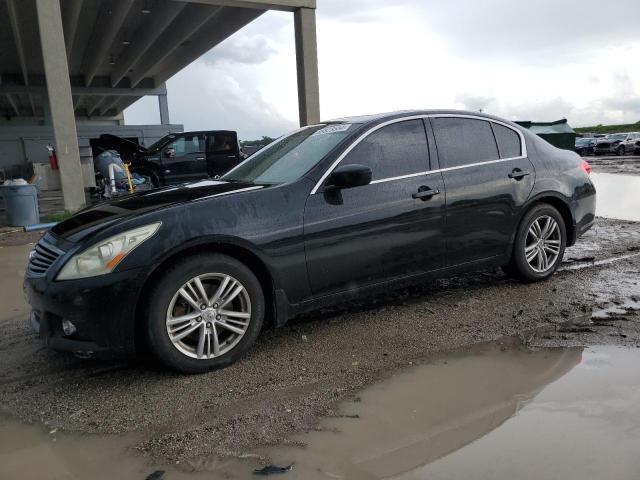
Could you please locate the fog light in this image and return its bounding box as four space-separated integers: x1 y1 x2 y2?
62 320 76 336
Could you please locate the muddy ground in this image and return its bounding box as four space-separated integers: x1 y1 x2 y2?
588 155 640 175
0 216 638 470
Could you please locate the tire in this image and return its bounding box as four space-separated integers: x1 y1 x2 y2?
577 148 585 156
617 145 625 156
142 254 265 373
503 204 566 283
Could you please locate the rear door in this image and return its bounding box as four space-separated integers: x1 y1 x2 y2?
429 116 535 265
162 133 207 184
303 119 446 296
206 132 242 177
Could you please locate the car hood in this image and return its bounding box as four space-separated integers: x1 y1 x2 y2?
99 134 149 157
51 180 264 243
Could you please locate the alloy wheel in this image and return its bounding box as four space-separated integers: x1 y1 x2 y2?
166 273 251 359
524 215 562 273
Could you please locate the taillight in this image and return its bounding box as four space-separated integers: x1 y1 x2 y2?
580 159 592 175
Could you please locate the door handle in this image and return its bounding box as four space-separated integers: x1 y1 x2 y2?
508 168 530 180
226 155 237 159
412 186 440 200
196 157 205 160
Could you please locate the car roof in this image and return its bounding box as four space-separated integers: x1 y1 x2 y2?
323 109 522 129
172 130 237 135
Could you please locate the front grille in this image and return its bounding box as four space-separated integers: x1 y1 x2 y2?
28 238 64 276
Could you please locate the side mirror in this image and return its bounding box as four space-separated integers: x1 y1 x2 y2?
329 164 372 189
164 147 175 158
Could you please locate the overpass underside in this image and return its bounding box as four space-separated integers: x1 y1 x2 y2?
0 0 319 211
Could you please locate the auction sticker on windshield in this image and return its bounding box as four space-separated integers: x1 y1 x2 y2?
312 124 352 135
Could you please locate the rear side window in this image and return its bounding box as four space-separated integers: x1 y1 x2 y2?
208 133 237 154
341 119 429 180
432 117 499 168
492 123 522 159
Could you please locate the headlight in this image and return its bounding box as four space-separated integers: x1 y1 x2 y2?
56 222 161 280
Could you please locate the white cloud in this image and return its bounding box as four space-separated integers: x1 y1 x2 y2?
126 0 640 135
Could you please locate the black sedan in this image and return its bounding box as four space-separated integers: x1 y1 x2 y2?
24 111 596 373
574 137 597 156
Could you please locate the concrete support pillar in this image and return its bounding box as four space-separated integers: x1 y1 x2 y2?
158 92 170 125
36 0 85 212
294 7 320 126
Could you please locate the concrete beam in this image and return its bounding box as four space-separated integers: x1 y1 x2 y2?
82 0 135 87
152 7 263 86
158 92 170 125
5 93 19 116
173 0 315 12
36 0 85 212
129 4 222 87
87 96 106 117
0 84 167 96
99 96 121 116
110 0 187 87
5 0 36 115
61 0 83 59
294 7 320 126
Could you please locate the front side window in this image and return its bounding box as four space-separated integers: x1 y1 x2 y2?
222 124 354 184
492 123 522 159
171 134 205 156
339 119 429 180
432 117 499 168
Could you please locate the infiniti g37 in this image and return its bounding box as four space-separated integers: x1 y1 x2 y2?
24 111 596 373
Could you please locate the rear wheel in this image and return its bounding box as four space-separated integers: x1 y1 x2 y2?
143 254 264 373
503 204 566 282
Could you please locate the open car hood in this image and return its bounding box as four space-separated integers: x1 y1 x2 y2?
99 134 149 157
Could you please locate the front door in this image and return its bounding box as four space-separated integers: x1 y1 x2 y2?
429 116 535 265
162 133 208 184
303 119 446 297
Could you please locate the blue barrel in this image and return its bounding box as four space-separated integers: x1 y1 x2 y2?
0 184 40 227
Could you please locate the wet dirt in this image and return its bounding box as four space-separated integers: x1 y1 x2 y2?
0 211 639 475
588 155 640 176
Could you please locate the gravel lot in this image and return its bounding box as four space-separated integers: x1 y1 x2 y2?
0 215 638 468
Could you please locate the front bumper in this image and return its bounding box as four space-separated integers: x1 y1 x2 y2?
24 268 145 359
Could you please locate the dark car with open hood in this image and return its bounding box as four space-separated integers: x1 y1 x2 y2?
100 130 245 187
24 110 596 373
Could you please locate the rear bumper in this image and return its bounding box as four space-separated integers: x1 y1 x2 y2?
569 178 597 246
24 268 145 359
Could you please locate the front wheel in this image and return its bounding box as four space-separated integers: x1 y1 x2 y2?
143 254 265 373
617 145 625 156
503 204 566 282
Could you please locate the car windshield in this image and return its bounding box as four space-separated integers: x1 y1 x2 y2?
606 134 626 140
146 134 178 152
576 138 590 144
222 123 355 184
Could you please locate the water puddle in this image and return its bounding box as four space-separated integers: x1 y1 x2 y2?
231 344 640 480
0 420 205 480
590 173 640 221
3 343 640 479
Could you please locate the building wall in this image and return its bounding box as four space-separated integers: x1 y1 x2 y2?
0 123 184 180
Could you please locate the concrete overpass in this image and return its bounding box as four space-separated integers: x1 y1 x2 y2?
0 0 319 211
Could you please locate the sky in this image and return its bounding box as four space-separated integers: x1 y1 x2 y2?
124 0 640 140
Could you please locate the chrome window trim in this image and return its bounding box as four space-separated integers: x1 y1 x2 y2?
310 113 527 194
